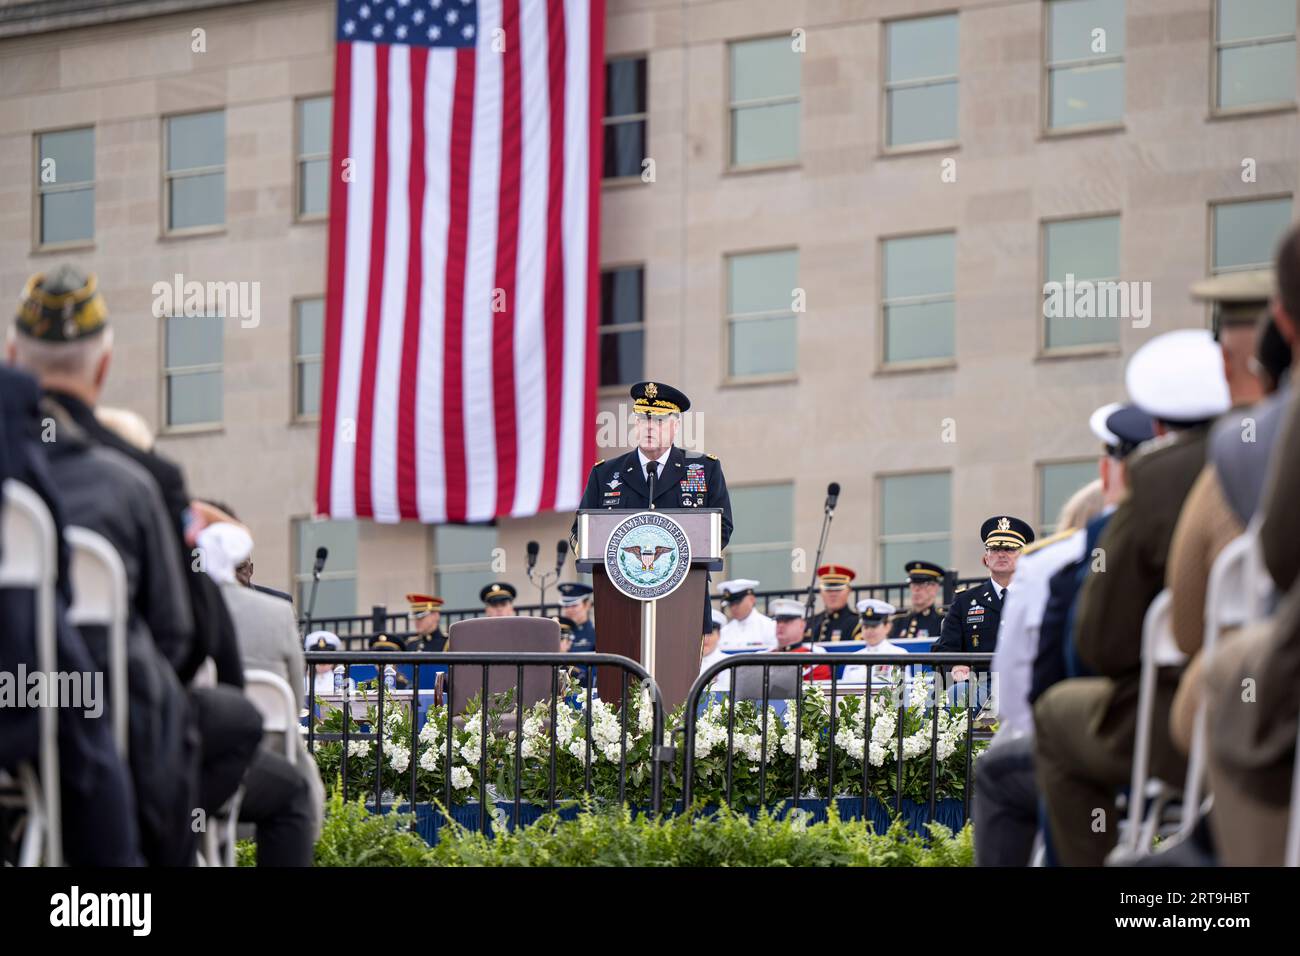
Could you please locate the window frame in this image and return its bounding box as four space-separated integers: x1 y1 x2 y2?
1210 0 1298 118
1041 0 1127 137
161 108 227 239
722 481 795 587
1037 210 1124 359
292 516 359 616
32 124 96 253
721 246 800 386
602 54 649 186
880 11 961 155
294 94 332 223
874 469 952 581
597 262 646 392
292 295 325 424
1036 457 1098 536
1207 193 1295 276
726 34 802 173
159 311 225 435
877 227 958 372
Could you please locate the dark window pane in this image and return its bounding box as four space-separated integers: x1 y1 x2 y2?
167 111 225 171
603 120 645 178
39 128 94 185
169 172 225 229
40 188 94 244
600 267 643 327
605 58 646 117
599 329 643 386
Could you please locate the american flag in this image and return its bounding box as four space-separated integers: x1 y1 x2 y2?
315 0 605 523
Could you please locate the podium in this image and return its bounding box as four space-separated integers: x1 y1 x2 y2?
575 508 723 711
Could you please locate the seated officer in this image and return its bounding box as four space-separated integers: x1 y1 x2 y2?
404 592 447 651
769 598 809 652
305 630 342 696
367 633 409 688
804 564 859 642
557 582 596 653
842 600 907 686
480 581 517 617
716 578 777 650
888 560 946 642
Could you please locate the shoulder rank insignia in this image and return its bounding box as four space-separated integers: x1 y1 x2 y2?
1021 527 1075 557
593 458 605 467
706 453 718 461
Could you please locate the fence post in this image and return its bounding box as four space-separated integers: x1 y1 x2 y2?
371 604 387 635
942 570 958 608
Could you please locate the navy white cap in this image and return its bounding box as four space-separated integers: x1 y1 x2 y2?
1090 401 1156 459
1126 329 1230 425
856 598 896 624
717 578 759 603
557 582 593 607
304 630 341 651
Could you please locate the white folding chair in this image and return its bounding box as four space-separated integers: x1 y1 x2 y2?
64 526 129 759
0 479 62 866
1286 707 1300 868
244 669 300 765
1114 590 1186 860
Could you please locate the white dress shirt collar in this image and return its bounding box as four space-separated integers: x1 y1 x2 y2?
636 447 673 475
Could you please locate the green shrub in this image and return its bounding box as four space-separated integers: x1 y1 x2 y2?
312 787 434 867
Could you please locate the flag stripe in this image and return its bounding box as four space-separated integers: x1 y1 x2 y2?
538 0 567 514
441 46 476 523
492 0 523 518
316 39 353 515
396 45 429 521
581 0 604 496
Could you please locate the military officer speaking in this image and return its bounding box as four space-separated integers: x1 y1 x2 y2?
887 560 946 642
804 564 861 642
573 381 734 631
936 515 1035 682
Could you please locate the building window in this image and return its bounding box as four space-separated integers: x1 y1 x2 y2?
297 96 331 218
1211 197 1294 275
884 14 959 148
726 249 798 379
600 267 644 387
878 472 951 579
294 518 358 617
881 232 955 365
163 315 223 428
604 57 646 179
728 36 801 167
433 524 499 610
36 127 94 246
1042 215 1121 351
294 298 324 420
1038 460 1097 535
1214 0 1296 111
164 110 225 232
725 484 794 589
1046 0 1126 130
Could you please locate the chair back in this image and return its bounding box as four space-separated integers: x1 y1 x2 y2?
244 669 300 764
65 526 129 758
444 616 562 715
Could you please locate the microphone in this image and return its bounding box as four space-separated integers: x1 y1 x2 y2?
526 540 539 571
825 482 841 515
555 539 569 574
312 546 328 581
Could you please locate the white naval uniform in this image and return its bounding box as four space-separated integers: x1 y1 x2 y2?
840 637 908 686
718 609 778 651
699 647 731 692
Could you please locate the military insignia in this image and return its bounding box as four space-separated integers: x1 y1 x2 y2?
645 382 658 399
681 463 707 494
607 476 621 490
972 636 980 648
997 516 1010 532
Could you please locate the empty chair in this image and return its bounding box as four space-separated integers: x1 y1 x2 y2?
64 526 129 759
0 479 61 866
435 616 562 726
244 669 301 765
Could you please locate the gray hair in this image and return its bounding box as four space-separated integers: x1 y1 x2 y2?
8 326 113 382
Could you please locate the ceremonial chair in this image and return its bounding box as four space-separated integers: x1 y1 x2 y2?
1111 590 1185 862
65 526 130 758
0 479 61 866
433 616 563 730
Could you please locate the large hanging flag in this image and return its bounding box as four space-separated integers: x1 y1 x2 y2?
316 0 605 523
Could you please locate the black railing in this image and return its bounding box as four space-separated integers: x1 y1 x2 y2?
679 652 995 827
300 573 979 637
303 651 667 832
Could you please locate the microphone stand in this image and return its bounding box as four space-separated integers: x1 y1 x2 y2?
527 564 558 617
803 501 836 630
304 567 322 637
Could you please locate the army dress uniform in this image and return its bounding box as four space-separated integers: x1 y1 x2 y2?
804 564 861 643
935 516 1035 655
888 560 947 642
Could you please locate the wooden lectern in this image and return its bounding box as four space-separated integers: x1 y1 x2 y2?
575 508 723 711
